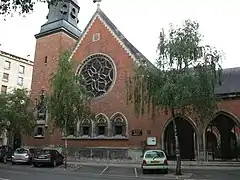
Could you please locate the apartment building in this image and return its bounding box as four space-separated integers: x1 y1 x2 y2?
0 50 34 145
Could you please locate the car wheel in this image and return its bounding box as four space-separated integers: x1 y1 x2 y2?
33 163 38 167
28 158 32 165
12 162 15 165
163 169 168 174
52 160 56 167
142 169 147 174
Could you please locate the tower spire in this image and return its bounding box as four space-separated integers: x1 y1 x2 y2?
35 0 81 39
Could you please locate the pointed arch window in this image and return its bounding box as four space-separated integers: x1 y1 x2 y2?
79 119 92 137
111 115 127 137
96 115 108 136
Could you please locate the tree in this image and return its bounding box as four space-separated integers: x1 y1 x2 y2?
0 93 10 135
49 51 92 169
127 20 222 175
0 0 59 16
0 88 35 141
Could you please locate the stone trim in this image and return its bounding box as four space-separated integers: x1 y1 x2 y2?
69 10 137 62
61 112 129 140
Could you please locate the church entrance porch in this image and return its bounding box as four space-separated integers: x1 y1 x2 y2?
204 112 240 161
163 117 198 160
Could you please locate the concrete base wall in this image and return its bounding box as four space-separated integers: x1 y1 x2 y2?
23 144 144 161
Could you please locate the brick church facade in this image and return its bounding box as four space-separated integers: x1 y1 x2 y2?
23 0 240 161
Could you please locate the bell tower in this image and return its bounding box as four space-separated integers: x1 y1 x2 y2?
36 0 81 39
31 0 81 99
24 0 81 147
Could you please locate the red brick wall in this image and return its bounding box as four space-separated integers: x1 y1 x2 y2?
24 16 240 150
67 17 170 148
23 32 77 146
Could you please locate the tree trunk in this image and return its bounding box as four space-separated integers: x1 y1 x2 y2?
64 119 68 169
171 108 182 175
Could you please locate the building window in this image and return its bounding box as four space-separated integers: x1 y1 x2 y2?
79 119 92 137
92 33 100 42
67 125 75 136
1 85 7 94
83 127 90 136
111 115 127 137
98 126 105 135
4 61 11 70
115 125 123 135
2 73 9 82
19 65 25 74
44 56 48 64
77 54 116 98
17 77 23 86
95 114 108 136
34 127 44 137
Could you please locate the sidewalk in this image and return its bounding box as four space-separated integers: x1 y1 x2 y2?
66 157 240 168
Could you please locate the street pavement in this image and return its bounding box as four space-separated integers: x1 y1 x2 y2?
0 162 240 180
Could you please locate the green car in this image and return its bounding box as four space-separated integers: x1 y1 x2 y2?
141 150 168 174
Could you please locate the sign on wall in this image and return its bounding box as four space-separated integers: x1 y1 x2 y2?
131 129 143 136
147 137 157 146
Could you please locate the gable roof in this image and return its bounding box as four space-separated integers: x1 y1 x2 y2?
69 7 156 70
215 67 240 96
69 7 240 97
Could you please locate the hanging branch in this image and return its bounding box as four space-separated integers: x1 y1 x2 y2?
126 19 223 175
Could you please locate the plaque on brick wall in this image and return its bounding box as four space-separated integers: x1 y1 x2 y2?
131 129 143 136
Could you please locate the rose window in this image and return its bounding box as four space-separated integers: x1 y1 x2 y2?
78 54 116 98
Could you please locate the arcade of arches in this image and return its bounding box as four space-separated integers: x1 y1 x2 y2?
162 112 240 161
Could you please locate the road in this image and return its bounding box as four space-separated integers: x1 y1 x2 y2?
0 162 240 180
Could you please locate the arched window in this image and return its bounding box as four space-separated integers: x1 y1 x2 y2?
111 114 127 137
95 115 108 136
79 119 92 137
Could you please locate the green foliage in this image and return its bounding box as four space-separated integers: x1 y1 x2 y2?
127 19 223 126
0 0 59 17
0 88 34 135
49 51 92 135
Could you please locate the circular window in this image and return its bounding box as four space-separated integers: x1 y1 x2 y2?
78 54 116 98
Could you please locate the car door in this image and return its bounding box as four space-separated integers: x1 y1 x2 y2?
55 150 62 164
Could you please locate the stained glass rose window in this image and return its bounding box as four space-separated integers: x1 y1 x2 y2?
78 54 116 98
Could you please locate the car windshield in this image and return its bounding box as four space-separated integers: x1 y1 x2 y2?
40 150 51 155
15 148 28 154
145 151 165 158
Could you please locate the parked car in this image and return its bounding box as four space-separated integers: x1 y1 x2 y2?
12 148 40 165
32 149 64 167
141 150 168 174
0 145 14 164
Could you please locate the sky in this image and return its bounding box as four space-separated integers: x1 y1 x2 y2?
0 0 239 68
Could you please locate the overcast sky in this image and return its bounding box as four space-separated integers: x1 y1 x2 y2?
0 0 239 68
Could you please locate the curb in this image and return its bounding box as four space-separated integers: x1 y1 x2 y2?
67 161 240 168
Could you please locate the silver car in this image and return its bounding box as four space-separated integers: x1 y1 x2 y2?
12 148 35 164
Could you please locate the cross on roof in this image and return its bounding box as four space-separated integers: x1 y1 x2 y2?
93 0 102 7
